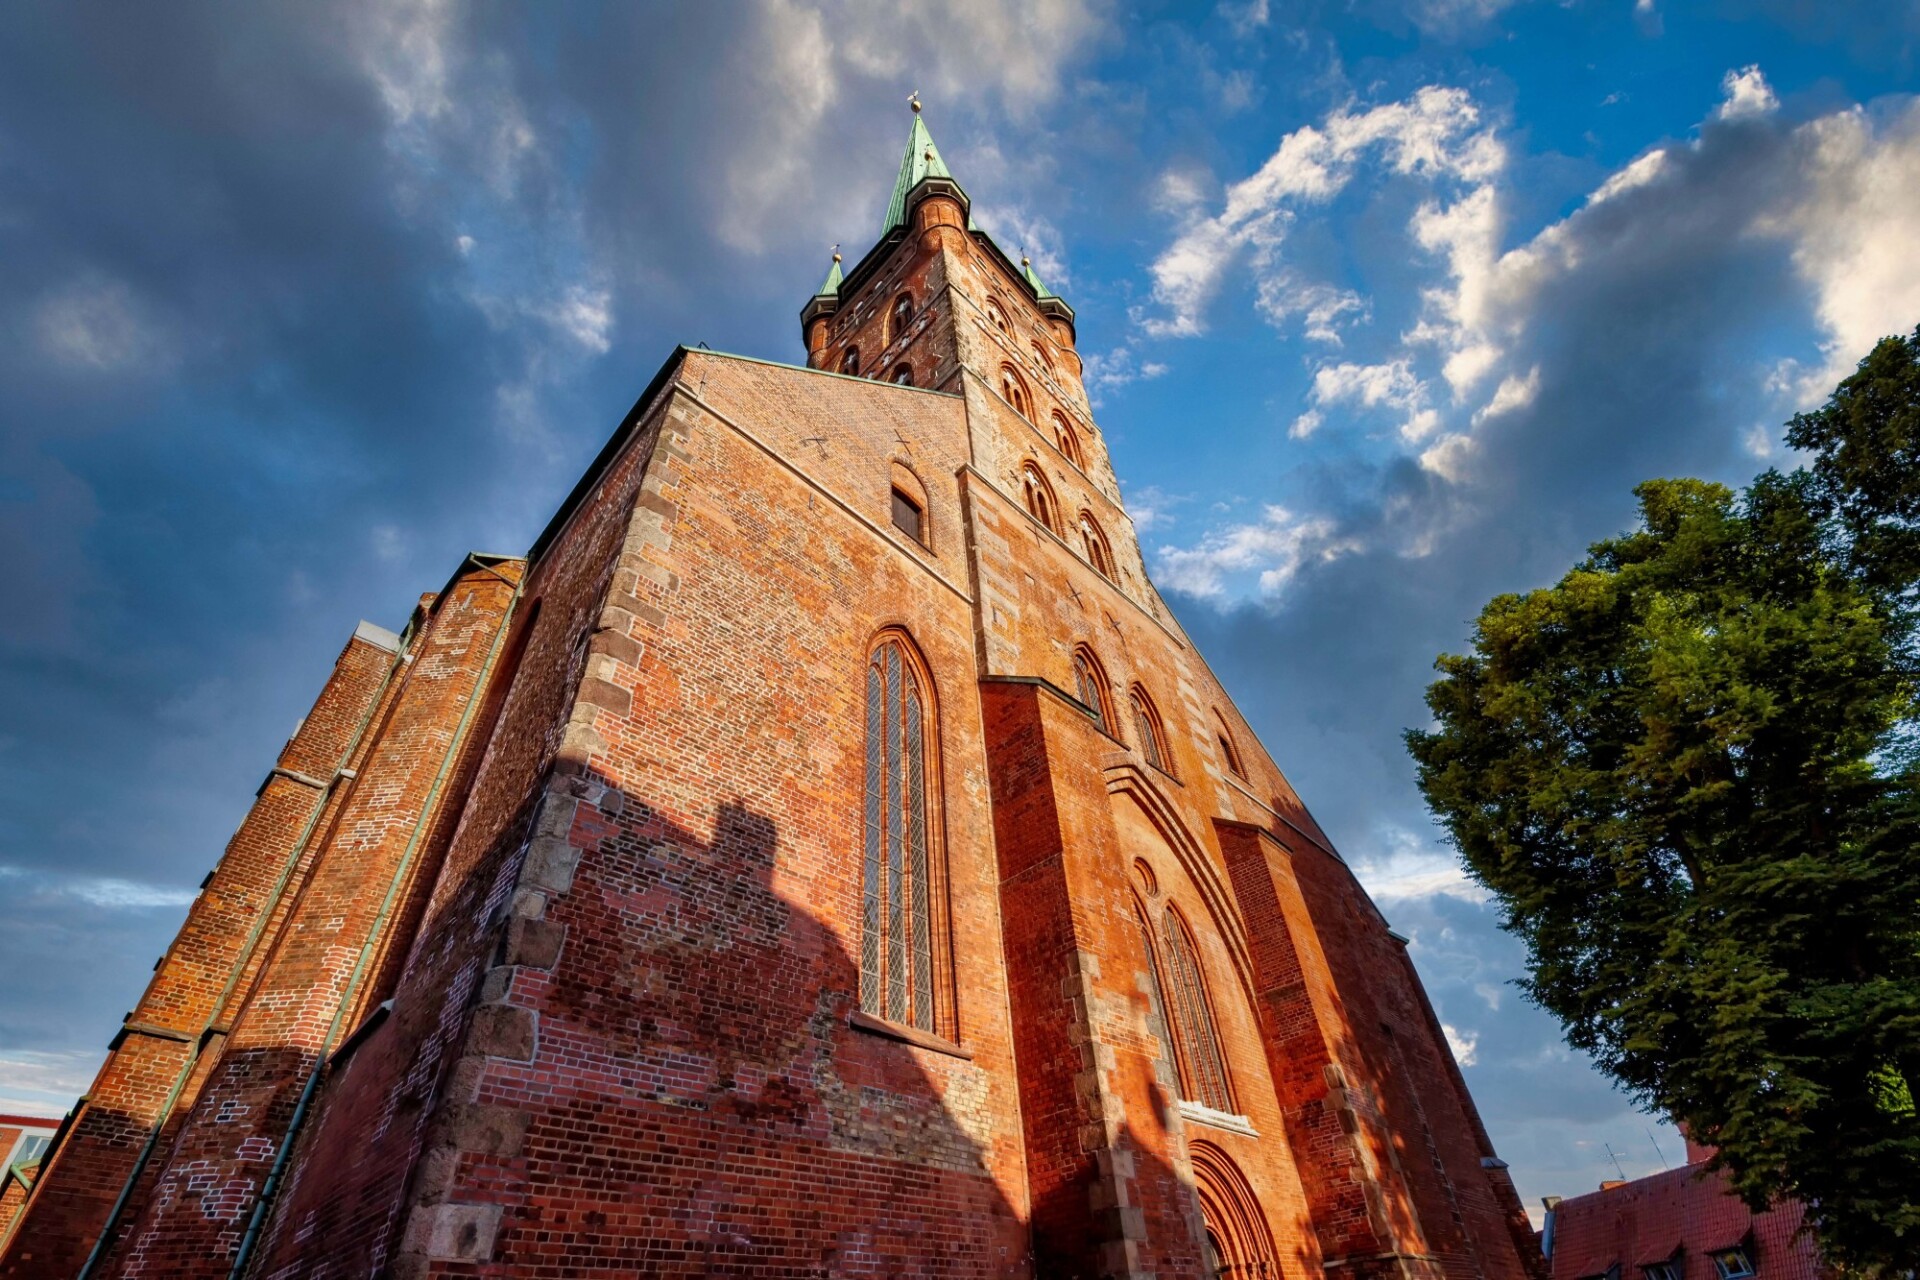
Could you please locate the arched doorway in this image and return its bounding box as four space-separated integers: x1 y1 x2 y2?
1190 1141 1281 1278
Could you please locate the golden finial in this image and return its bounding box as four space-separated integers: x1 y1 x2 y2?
1022 253 1032 267
831 243 841 263
909 91 922 114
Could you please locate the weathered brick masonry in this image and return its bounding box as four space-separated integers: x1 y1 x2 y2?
6 111 1543 1279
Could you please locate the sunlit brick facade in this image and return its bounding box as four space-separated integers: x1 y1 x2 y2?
3 110 1542 1279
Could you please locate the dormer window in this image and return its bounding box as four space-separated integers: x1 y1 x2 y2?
1710 1249 1755 1280
841 347 860 375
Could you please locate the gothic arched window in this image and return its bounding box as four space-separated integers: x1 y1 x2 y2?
841 346 860 376
1021 463 1057 533
1162 909 1234 1113
891 293 914 342
862 636 937 1031
1053 413 1083 469
1130 687 1170 775
892 363 914 387
1072 648 1113 734
1001 365 1032 418
1135 901 1178 1085
1032 339 1055 374
986 298 1012 334
1080 513 1115 580
1213 709 1246 780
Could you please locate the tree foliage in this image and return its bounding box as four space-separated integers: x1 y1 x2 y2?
1409 328 1920 1273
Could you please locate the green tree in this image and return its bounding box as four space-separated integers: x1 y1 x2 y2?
1408 331 1920 1274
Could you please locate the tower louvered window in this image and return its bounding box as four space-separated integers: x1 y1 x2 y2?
862 638 935 1030
1162 909 1233 1112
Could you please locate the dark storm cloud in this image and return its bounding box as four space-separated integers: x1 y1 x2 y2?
0 0 1112 1099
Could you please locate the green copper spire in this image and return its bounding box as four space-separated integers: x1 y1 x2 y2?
815 248 843 296
882 97 961 234
1020 253 1056 301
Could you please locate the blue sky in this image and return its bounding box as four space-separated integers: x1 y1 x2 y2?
3 0 1918 1224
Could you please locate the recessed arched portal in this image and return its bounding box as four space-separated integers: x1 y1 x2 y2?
1189 1140 1280 1278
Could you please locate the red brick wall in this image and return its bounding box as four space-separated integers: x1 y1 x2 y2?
0 630 397 1280
242 381 673 1279
102 563 518 1278
26 173 1541 1280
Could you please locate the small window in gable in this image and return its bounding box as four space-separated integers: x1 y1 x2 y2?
891 293 914 341
1130 687 1170 775
1080 513 1115 579
1073 648 1113 734
892 363 914 386
891 488 925 544
1001 365 1032 418
1021 463 1057 533
841 347 860 375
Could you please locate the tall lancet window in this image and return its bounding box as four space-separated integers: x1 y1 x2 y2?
1162 909 1234 1113
862 636 935 1030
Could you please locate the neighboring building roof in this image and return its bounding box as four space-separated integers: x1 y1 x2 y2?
1546 1160 1833 1279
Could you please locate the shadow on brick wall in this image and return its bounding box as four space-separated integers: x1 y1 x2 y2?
252 783 1040 1277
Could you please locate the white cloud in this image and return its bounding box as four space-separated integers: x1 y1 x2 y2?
1143 86 1504 338
1716 65 1779 121
1759 101 1920 400
1152 505 1359 599
33 275 175 374
0 864 196 910
1084 344 1170 399
1588 148 1669 206
1472 366 1540 424
1125 485 1186 532
1219 0 1270 37
1442 1021 1480 1066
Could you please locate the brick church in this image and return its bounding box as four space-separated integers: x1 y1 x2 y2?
2 108 1542 1279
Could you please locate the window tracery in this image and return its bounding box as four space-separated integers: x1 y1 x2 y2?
1021 463 1057 532
862 636 937 1030
1072 648 1114 734
1161 908 1233 1112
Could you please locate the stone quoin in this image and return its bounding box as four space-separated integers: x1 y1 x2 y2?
2 106 1544 1279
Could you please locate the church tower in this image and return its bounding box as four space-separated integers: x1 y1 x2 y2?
4 107 1543 1280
